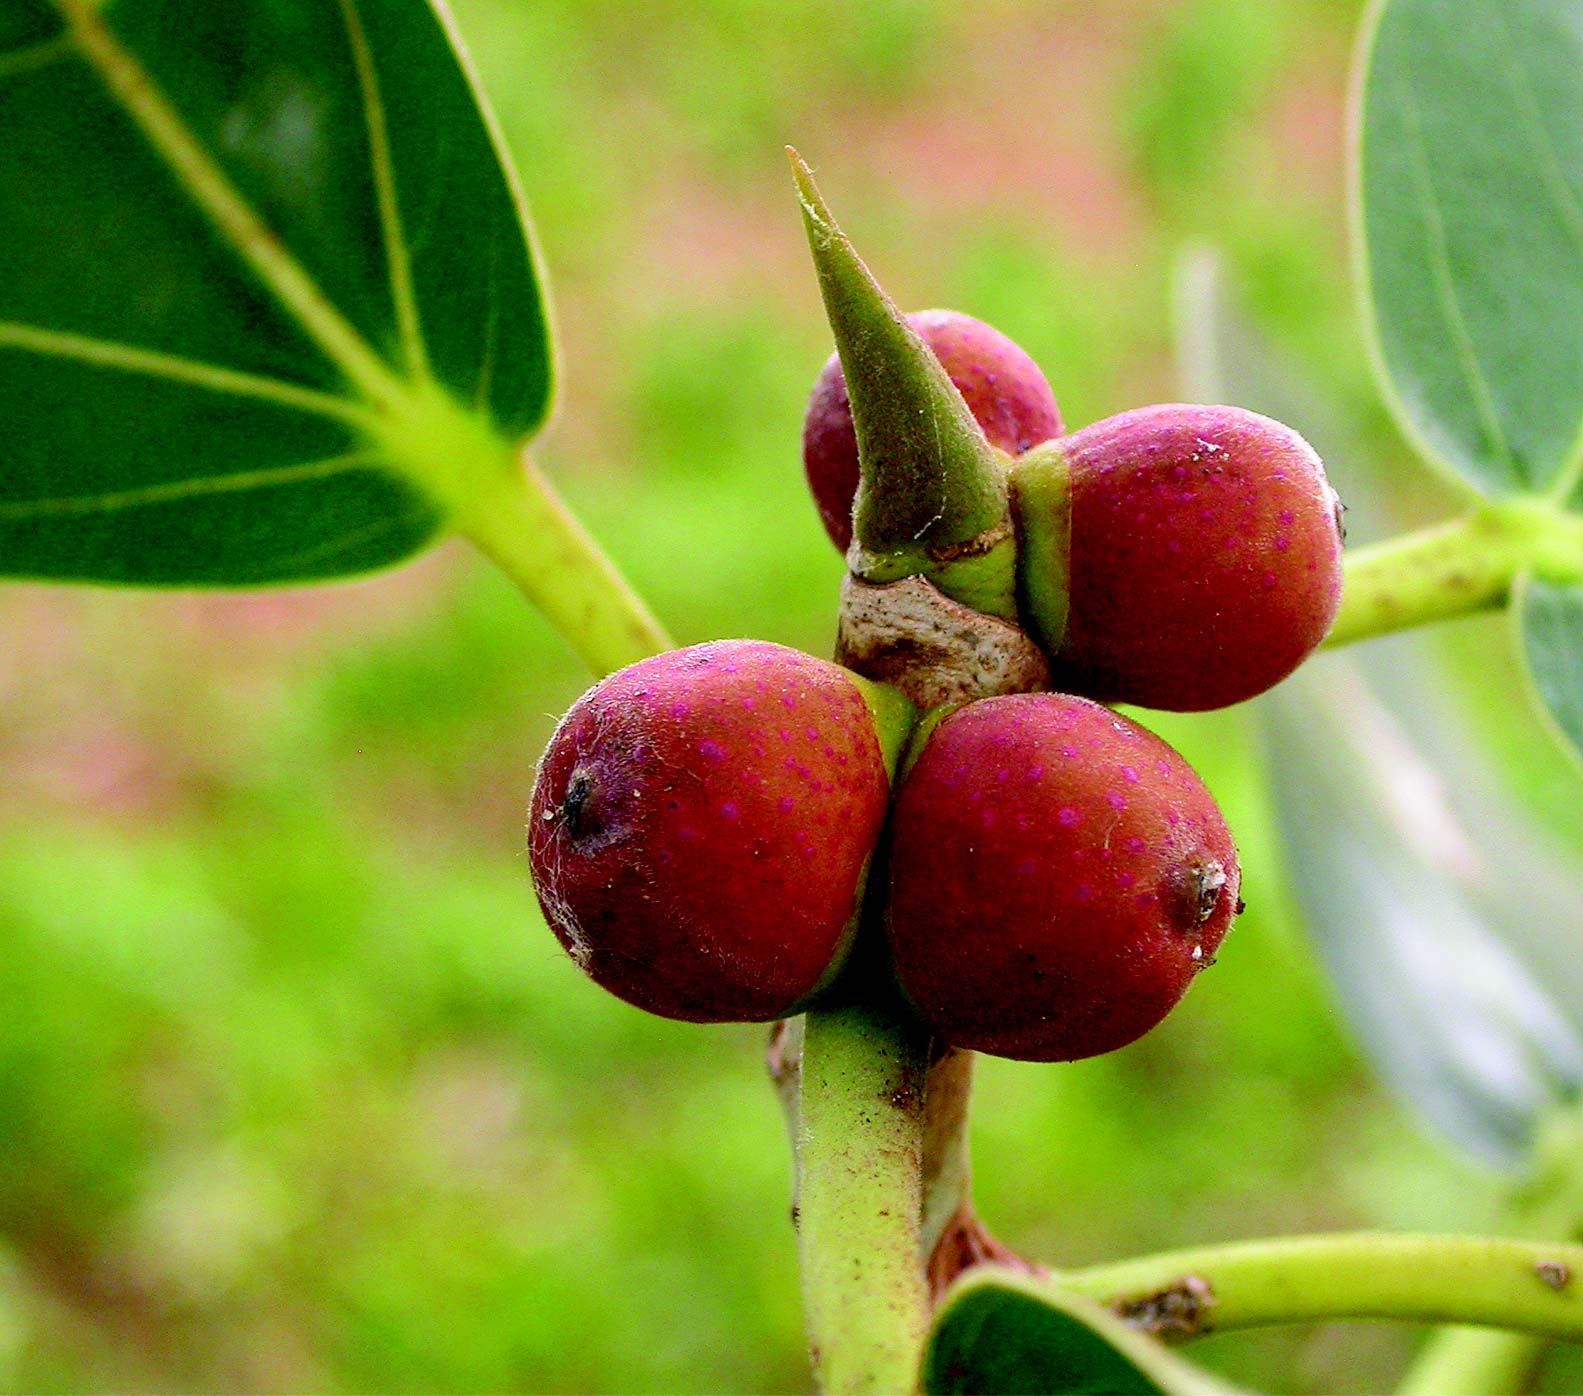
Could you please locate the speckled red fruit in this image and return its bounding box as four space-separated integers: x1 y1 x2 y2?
885 693 1240 1062
1023 404 1343 712
803 309 1063 551
528 641 892 1023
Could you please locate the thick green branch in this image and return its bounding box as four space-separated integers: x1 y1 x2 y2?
797 997 932 1396
1058 1233 1583 1341
1328 501 1583 647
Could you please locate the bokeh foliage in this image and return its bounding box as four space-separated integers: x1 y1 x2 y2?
2 0 1581 1391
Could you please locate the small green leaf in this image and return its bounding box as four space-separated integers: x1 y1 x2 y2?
0 0 550 585
1355 0 1583 500
925 1271 1240 1396
1516 575 1583 771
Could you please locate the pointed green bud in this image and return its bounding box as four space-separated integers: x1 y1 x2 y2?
788 150 1017 619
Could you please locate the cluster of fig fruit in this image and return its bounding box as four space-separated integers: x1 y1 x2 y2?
528 166 1344 1064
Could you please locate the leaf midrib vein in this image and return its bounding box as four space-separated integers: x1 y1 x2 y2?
50 0 408 415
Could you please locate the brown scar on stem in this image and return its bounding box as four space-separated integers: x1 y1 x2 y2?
1536 1259 1572 1291
1111 1274 1216 1341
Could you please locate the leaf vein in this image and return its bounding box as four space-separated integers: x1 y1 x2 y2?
265 505 430 574
49 0 406 411
0 322 373 425
0 32 77 81
1397 65 1516 483
0 449 385 521
336 0 428 380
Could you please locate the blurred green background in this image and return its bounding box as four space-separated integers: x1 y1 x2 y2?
2 0 1581 1390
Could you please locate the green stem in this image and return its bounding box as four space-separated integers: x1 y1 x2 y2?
1394 1327 1547 1396
455 450 671 676
1329 501 1583 648
1396 1109 1583 1396
1058 1233 1583 1341
797 997 932 1396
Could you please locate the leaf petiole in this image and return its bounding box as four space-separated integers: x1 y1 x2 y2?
1057 1232 1583 1342
1328 499 1583 647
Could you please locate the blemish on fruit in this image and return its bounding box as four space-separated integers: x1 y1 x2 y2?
1169 860 1227 928
562 771 596 839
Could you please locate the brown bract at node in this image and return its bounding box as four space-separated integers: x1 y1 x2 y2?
529 640 895 1023
1013 403 1344 711
884 692 1240 1062
836 573 1051 712
926 1204 1042 1303
803 309 1063 552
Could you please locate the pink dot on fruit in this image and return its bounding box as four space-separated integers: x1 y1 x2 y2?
803 309 1063 551
884 692 1241 1062
528 640 893 1023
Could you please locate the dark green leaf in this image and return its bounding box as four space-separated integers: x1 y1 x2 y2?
925 1271 1238 1396
1516 576 1583 771
1355 0 1583 499
0 0 549 585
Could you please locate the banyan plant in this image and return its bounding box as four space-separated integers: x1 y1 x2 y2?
3 0 1582 1390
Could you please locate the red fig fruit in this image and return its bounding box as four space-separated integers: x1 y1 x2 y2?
1012 404 1344 711
803 310 1063 552
529 640 907 1022
885 692 1240 1061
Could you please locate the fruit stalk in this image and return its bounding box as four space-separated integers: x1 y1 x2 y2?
797 995 933 1395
